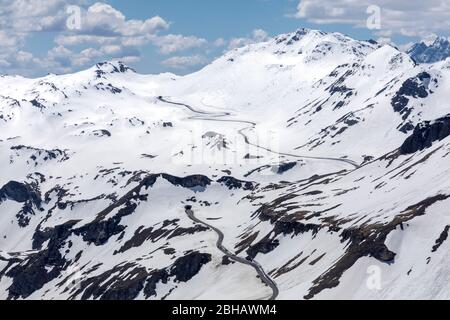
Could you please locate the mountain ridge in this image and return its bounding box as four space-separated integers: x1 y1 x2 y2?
407 36 450 64
0 28 449 300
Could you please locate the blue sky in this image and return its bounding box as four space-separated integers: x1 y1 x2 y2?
0 0 448 77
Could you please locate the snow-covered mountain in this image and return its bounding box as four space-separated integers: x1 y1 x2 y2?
1 28 449 300
407 36 450 63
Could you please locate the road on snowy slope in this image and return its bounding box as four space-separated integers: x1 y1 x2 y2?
185 207 279 300
159 96 359 300
158 97 359 169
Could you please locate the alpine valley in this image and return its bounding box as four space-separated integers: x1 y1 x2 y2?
0 28 449 300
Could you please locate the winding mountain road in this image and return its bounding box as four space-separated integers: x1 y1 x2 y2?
159 96 361 301
185 207 279 301
158 96 360 169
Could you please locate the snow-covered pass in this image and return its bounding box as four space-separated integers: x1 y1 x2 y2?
1 27 450 305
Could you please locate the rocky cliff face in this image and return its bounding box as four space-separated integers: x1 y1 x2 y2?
400 115 450 154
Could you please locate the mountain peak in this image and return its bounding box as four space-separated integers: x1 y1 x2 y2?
407 36 450 64
94 60 135 75
275 28 330 45
432 36 449 46
265 28 381 65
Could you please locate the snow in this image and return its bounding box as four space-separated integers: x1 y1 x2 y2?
0 29 449 300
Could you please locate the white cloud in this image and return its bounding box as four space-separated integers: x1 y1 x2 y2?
78 3 169 37
0 30 22 48
0 59 11 68
161 55 208 69
252 29 270 42
1 0 67 32
55 34 116 46
100 45 122 55
0 1 207 76
151 34 207 54
213 38 227 47
294 0 450 37
398 41 415 52
16 51 34 63
228 29 270 49
422 34 439 46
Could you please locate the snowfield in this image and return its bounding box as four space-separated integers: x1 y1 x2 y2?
0 29 449 300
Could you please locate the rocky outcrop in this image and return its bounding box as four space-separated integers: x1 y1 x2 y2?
246 235 280 260
170 252 211 283
143 269 169 298
391 72 432 121
0 181 41 205
75 201 137 246
277 162 297 174
400 114 450 154
71 251 211 300
6 220 78 299
432 225 449 253
161 174 212 189
0 181 43 227
92 129 112 137
217 176 255 190
305 194 449 300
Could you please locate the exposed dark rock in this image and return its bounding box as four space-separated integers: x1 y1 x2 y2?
221 256 235 265
164 248 176 255
6 253 62 299
75 201 137 246
246 234 280 259
277 162 297 174
92 129 112 137
170 252 211 282
0 181 42 227
273 219 320 237
244 153 263 160
167 225 209 240
10 145 69 164
255 194 321 238
309 253 326 266
98 267 147 300
400 114 450 154
217 176 255 190
0 181 41 205
96 61 135 74
407 37 450 64
6 220 78 299
73 173 159 246
94 83 122 94
391 72 431 119
398 122 415 134
30 99 46 109
305 194 449 300
161 174 211 189
115 220 190 254
32 220 79 250
144 269 169 298
75 263 147 300
432 225 449 252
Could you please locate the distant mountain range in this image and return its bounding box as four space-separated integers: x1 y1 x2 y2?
407 36 450 63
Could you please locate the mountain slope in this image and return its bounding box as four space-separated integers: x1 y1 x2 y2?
0 29 449 300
